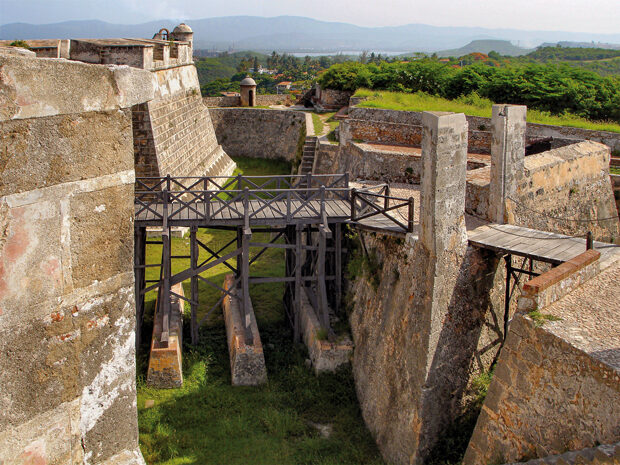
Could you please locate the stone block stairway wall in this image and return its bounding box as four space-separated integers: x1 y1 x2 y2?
298 135 319 180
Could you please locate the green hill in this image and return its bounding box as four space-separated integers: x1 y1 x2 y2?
194 51 270 84
437 40 533 57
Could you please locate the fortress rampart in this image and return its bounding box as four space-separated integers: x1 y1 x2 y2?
133 65 234 179
0 51 152 465
209 108 306 163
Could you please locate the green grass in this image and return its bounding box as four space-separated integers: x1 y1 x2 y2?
137 156 384 465
610 166 620 175
311 112 324 135
354 89 620 134
527 310 562 327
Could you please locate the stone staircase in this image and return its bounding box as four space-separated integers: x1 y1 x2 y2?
297 136 318 185
507 442 620 465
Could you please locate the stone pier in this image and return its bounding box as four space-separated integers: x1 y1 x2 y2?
146 283 184 388
221 275 267 386
349 111 477 465
299 288 353 373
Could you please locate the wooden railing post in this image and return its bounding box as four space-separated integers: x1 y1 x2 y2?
320 185 326 220
586 231 593 250
384 185 390 211
408 197 415 233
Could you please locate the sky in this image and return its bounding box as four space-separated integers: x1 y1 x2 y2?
1 0 619 34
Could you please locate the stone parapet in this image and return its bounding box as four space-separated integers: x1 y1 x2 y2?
0 53 156 121
517 250 601 312
463 313 620 465
347 106 620 152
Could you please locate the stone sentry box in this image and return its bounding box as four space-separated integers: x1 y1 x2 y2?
0 50 154 464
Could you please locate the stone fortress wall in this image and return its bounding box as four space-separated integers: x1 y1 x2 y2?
209 108 306 163
344 106 620 465
344 106 620 152
203 94 294 107
1 27 236 182
0 49 152 465
314 105 619 241
133 65 235 179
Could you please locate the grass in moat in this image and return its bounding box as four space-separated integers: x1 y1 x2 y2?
136 156 384 465
354 89 620 134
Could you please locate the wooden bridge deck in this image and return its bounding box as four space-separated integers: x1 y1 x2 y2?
135 199 352 227
468 223 619 264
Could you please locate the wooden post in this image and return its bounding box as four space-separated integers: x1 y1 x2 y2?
134 227 146 349
161 184 171 345
384 185 390 211
241 187 253 342
294 225 302 343
408 197 415 233
350 188 356 221
334 223 342 315
586 231 593 250
190 226 199 345
318 227 329 330
503 254 512 343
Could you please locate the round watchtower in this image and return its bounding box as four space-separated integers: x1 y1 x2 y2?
170 23 193 49
240 76 257 107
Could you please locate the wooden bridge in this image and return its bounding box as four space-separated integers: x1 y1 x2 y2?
133 173 415 348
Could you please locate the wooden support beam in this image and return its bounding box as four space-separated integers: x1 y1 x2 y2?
241 226 252 343
294 225 302 343
134 227 146 349
335 223 342 315
190 226 199 345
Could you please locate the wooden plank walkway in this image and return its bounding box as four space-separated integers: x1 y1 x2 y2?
468 223 619 264
135 199 352 227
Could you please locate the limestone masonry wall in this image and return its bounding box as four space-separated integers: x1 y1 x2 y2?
463 314 620 465
133 65 235 179
202 94 293 107
510 141 620 241
348 106 620 152
209 108 306 162
347 113 511 465
0 53 153 464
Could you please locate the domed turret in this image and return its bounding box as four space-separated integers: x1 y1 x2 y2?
170 23 193 50
240 75 257 107
240 76 257 87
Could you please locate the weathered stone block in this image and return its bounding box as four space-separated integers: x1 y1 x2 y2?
221 274 267 386
70 184 134 289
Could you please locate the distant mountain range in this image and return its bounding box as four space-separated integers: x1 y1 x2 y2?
2 16 620 53
436 40 534 57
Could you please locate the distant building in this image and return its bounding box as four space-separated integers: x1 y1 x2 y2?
276 81 292 93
